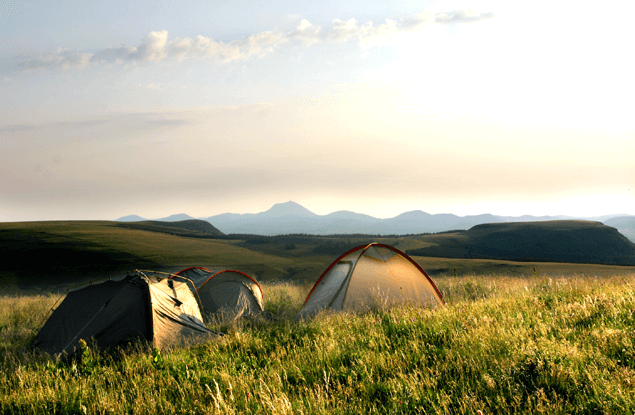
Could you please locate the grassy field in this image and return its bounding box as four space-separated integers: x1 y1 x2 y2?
2 273 634 414
3 220 635 413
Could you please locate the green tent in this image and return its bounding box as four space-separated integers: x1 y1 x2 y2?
32 272 214 356
174 267 265 321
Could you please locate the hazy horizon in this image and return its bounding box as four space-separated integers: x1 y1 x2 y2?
114 200 633 223
2 1 634 222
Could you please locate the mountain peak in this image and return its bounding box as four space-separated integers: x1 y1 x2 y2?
393 210 433 219
116 214 146 222
260 201 317 217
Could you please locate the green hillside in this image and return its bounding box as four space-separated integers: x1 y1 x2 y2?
0 221 309 291
406 221 635 265
0 222 160 288
116 219 225 238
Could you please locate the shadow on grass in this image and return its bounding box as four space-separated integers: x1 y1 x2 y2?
0 229 160 290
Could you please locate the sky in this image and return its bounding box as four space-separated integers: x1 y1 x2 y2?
1 0 634 221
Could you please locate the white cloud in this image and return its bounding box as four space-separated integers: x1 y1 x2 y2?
90 45 136 64
328 18 361 43
20 48 93 70
130 30 169 62
327 10 494 49
84 22 316 66
11 10 493 72
90 30 169 63
288 19 322 46
227 30 288 61
434 10 495 24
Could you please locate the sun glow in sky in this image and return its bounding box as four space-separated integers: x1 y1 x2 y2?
1 0 634 221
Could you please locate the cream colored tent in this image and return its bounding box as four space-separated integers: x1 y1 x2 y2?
32 272 213 356
296 243 444 319
175 267 265 321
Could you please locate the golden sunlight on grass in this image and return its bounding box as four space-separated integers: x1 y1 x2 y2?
1 274 634 413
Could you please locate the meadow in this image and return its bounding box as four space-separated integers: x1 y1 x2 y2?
2 273 634 414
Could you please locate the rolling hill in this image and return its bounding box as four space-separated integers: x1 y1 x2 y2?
3 219 635 293
0 221 161 289
116 219 224 238
406 220 635 265
0 220 301 291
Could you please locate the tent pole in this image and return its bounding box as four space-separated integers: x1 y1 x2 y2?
61 301 108 354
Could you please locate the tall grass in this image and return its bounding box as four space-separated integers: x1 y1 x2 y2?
1 274 634 414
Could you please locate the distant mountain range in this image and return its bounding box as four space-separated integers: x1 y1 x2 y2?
116 201 635 241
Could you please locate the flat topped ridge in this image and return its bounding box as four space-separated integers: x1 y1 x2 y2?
407 220 635 265
468 220 605 233
122 219 225 236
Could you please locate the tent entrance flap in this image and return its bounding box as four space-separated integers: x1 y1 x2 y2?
326 261 354 309
188 268 265 321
